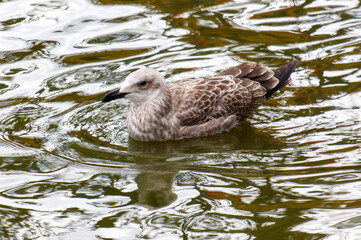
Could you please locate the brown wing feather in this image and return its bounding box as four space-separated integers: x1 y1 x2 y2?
168 60 298 126
169 76 266 126
219 60 299 98
169 77 228 125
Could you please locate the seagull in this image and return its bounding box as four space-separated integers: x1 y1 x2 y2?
102 60 299 142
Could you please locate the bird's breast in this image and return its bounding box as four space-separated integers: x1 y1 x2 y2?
127 105 178 141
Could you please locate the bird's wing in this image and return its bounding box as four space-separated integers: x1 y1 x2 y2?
168 61 296 126
169 77 223 125
218 62 279 91
169 76 261 126
219 60 299 99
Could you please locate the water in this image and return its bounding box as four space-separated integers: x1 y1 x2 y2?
1 0 361 239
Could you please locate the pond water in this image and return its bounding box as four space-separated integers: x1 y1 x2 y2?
1 0 361 239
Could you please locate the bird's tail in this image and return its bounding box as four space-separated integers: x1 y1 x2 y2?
265 60 299 99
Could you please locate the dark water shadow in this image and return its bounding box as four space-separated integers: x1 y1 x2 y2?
92 0 233 14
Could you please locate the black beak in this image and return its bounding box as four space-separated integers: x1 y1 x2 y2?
102 89 129 103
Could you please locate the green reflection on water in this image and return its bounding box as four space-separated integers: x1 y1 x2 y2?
1 0 361 239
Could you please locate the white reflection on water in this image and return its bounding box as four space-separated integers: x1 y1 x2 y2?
1 0 361 239
293 209 361 239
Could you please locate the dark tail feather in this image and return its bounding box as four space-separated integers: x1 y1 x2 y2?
265 60 299 99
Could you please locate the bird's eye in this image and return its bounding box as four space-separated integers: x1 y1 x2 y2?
139 81 147 86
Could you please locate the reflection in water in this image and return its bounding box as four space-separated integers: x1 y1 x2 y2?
93 0 233 13
130 157 270 209
135 167 178 208
1 0 361 238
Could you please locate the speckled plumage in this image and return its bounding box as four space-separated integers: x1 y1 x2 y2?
102 60 299 141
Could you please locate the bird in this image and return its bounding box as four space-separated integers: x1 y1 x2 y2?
102 60 299 142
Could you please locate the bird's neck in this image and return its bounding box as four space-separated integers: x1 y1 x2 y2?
133 88 172 116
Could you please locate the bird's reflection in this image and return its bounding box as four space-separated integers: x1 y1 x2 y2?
126 122 280 208
134 168 178 208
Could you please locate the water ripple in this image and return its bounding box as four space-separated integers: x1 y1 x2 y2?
1 0 361 239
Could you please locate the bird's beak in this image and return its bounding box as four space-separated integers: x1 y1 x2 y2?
102 89 129 103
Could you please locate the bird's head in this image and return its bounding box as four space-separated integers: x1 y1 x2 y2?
102 68 167 104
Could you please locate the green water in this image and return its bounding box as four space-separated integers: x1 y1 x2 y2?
1 0 361 239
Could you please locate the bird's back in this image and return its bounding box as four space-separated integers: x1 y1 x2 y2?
168 60 299 126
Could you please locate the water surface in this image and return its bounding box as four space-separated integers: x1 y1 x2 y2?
1 0 361 239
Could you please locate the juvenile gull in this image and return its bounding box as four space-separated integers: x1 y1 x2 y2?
102 60 299 141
